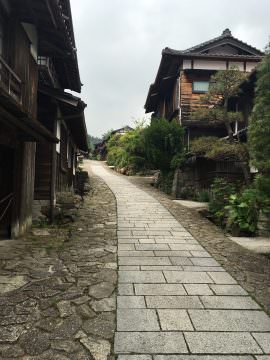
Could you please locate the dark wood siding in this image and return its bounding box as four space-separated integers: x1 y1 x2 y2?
34 143 52 200
11 21 38 119
180 72 212 123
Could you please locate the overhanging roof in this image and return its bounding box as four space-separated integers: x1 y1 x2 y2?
10 0 81 93
39 87 88 152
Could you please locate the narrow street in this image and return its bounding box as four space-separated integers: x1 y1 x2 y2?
0 160 269 359
90 161 270 358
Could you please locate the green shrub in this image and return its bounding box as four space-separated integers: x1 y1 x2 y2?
106 127 147 172
208 178 237 227
191 136 249 162
144 118 185 173
196 190 210 202
225 188 259 235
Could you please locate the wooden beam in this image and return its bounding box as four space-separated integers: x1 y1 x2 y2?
45 0 58 29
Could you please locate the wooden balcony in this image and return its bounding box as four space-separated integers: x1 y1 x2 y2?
0 56 22 105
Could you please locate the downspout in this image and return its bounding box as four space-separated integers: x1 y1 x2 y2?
177 71 182 125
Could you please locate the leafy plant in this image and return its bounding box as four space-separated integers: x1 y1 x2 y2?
196 190 210 202
143 118 185 173
191 136 249 162
191 67 250 183
225 188 259 235
208 178 237 226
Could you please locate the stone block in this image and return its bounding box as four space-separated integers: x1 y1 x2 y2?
252 332 270 353
170 257 193 266
190 258 220 267
135 284 186 296
119 271 165 283
208 272 237 284
135 244 170 251
184 331 262 354
118 251 155 257
169 244 205 251
183 266 225 272
188 310 270 331
119 257 171 266
117 296 146 308
184 284 213 295
118 284 134 295
210 285 248 296
158 309 194 330
117 309 160 331
164 271 213 284
146 295 203 309
114 332 188 354
200 296 259 309
154 251 192 257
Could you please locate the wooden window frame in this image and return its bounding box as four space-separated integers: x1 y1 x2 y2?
192 80 209 94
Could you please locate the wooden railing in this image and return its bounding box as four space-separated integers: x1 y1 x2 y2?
0 56 22 104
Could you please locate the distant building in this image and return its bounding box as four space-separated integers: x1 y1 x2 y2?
144 29 264 193
144 29 263 143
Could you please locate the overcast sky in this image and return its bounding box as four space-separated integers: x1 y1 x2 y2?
70 0 269 137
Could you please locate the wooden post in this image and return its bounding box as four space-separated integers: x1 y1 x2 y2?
50 114 57 223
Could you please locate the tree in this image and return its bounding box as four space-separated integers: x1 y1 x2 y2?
87 134 102 151
192 68 250 183
249 46 270 175
249 45 270 202
143 118 185 173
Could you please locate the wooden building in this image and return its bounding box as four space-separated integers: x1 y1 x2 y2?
144 29 263 143
0 0 87 238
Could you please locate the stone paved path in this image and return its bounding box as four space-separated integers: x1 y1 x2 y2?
91 161 270 360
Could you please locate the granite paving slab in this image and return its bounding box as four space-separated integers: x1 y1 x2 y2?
90 162 270 359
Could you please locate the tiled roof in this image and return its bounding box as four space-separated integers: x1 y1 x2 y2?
162 48 262 60
178 29 264 56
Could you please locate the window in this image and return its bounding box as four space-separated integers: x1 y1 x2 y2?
193 81 209 93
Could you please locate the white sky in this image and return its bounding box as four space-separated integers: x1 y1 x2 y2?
70 0 269 137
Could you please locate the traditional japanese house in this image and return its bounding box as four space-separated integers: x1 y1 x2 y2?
0 0 87 238
144 30 264 193
145 29 263 144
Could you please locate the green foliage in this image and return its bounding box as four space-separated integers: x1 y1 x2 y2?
208 178 269 236
102 129 114 141
106 126 146 172
209 67 247 99
191 136 249 162
87 134 101 151
225 189 259 235
249 47 270 174
191 68 246 125
196 190 210 202
191 108 242 124
208 178 237 227
143 118 185 173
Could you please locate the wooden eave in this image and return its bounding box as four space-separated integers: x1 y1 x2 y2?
10 0 81 93
39 87 88 152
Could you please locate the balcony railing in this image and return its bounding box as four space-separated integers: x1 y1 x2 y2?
0 56 22 104
38 56 58 87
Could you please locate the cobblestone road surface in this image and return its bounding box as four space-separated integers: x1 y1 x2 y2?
0 167 117 359
91 161 270 359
